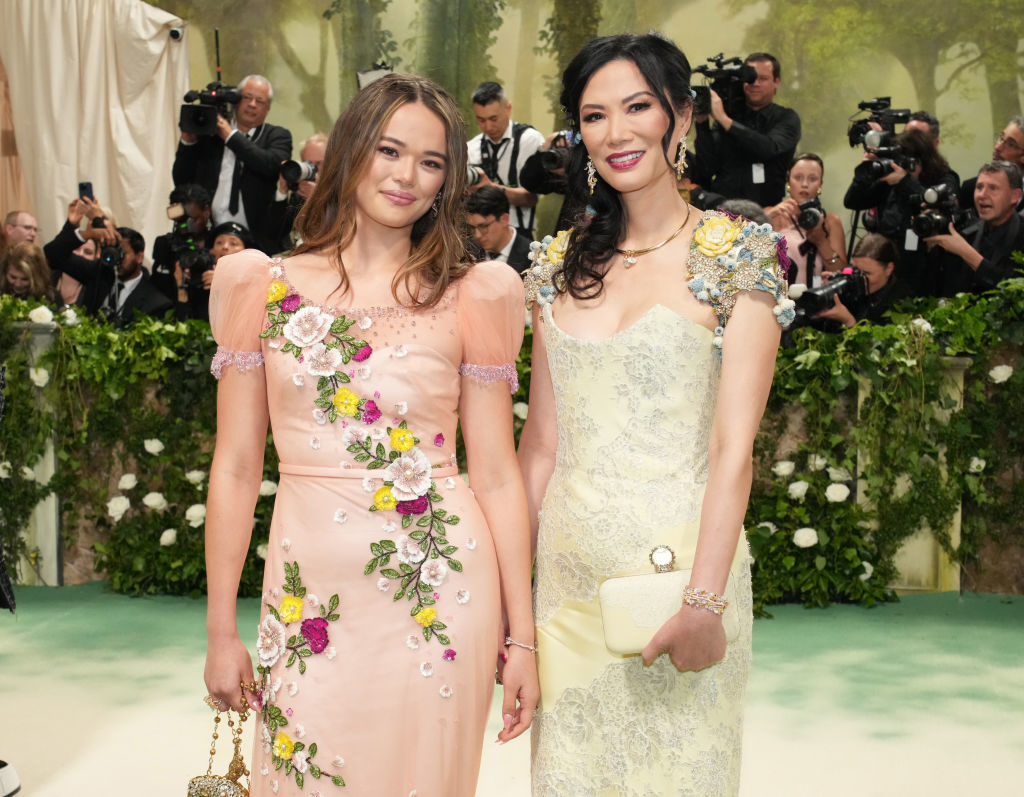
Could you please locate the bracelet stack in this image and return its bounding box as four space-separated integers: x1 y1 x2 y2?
505 636 538 654
681 585 729 616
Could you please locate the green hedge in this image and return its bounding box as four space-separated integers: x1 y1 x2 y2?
2 280 1022 611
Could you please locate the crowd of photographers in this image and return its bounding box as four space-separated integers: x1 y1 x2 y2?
2 58 1023 333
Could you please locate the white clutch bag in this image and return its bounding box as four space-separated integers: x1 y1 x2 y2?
597 546 739 656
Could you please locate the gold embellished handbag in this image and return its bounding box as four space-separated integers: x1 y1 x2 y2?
598 545 739 655
187 698 251 797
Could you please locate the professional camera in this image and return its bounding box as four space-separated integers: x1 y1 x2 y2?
855 130 919 180
692 53 757 117
538 130 575 172
792 267 870 323
466 165 483 187
180 81 241 136
910 183 975 238
99 244 124 270
166 203 215 288
281 160 318 192
847 97 912 147
796 198 825 230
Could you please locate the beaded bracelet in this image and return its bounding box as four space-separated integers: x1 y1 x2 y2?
681 585 729 616
505 636 538 654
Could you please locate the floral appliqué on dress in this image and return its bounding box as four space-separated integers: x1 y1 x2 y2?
257 561 346 790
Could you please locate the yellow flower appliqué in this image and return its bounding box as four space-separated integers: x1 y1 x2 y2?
693 216 743 258
267 280 288 303
390 427 416 452
415 607 437 627
332 387 360 417
272 731 294 759
546 229 572 266
278 595 304 623
373 486 397 511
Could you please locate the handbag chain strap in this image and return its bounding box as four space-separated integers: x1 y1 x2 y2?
204 685 255 788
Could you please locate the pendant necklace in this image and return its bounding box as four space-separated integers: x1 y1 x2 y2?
615 204 692 268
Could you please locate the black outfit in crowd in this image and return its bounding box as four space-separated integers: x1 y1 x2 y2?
265 191 305 254
518 150 579 236
843 167 960 297
43 222 173 326
171 122 292 254
694 102 801 206
804 277 911 336
931 213 1024 296
150 228 215 320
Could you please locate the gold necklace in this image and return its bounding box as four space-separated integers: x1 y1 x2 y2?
615 204 692 268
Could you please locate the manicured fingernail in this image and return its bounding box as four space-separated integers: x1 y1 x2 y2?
503 713 514 729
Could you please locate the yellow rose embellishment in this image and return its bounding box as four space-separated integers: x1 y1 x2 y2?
546 229 572 266
415 607 438 627
332 387 360 417
272 731 294 759
694 216 743 258
390 427 416 452
267 280 288 303
373 486 397 511
278 595 304 623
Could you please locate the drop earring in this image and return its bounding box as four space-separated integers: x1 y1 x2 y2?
587 157 597 195
675 139 687 180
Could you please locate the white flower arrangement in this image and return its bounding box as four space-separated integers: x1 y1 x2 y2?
513 402 529 420
0 462 11 479
185 470 206 484
793 527 819 548
825 483 851 503
968 457 986 473
20 465 35 481
756 521 778 535
259 480 278 496
29 367 49 388
893 473 913 499
159 528 177 546
117 473 137 490
807 454 828 471
787 480 810 501
385 447 432 500
859 561 874 581
61 307 79 326
771 460 795 477
185 503 207 528
909 317 933 334
988 364 1013 384
143 438 165 455
27 305 54 324
256 543 268 560
143 491 169 511
107 495 131 521
827 466 853 482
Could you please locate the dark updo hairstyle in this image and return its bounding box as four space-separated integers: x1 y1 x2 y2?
558 33 693 300
852 233 899 267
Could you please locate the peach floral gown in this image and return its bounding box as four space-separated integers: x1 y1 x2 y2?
208 251 525 796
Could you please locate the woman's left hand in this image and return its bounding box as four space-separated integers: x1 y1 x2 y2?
641 606 726 672
497 645 540 743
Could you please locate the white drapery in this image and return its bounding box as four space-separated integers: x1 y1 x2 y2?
0 0 189 249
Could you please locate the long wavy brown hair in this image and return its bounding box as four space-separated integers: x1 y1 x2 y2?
293 73 471 309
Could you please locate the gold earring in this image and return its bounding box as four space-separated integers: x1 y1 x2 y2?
587 158 597 195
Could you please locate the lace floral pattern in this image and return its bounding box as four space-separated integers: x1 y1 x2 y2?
210 348 265 379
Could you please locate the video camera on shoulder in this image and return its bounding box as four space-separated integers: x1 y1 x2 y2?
910 183 976 238
692 54 757 117
854 130 918 180
848 97 912 148
791 267 870 326
180 81 241 136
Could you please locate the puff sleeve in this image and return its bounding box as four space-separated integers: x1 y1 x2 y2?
456 261 527 393
208 250 273 378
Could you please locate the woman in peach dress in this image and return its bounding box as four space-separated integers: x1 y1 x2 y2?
202 74 538 796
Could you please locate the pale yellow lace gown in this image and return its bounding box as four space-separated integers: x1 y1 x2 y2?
527 211 791 796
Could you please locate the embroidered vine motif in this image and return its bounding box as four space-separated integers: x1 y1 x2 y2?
260 280 373 422
256 561 345 789
360 425 463 646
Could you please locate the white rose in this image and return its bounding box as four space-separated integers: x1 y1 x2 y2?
159 528 177 546
61 307 79 326
827 466 853 482
825 483 851 503
256 543 268 560
807 454 828 471
787 480 810 501
117 473 137 490
793 527 819 548
988 365 1013 384
893 473 913 499
859 561 874 581
29 367 49 387
185 503 207 528
143 438 164 455
771 460 795 477
259 480 278 496
0 462 11 479
512 402 529 420
909 317 932 334
20 465 35 481
107 495 131 521
968 457 986 474
756 521 778 535
27 305 54 324
143 491 169 511
185 470 206 484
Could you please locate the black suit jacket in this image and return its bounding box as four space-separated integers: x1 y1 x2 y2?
172 122 292 253
507 231 533 271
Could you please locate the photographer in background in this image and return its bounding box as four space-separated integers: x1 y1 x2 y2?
267 132 327 252
693 52 801 205
843 128 959 296
464 185 532 270
172 74 292 254
958 118 1024 215
764 153 847 286
519 130 582 236
925 161 1024 295
151 184 213 311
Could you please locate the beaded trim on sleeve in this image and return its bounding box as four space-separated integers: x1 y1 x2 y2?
210 348 266 379
458 362 519 394
523 229 572 310
686 210 795 344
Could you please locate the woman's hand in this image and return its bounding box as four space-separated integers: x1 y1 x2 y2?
641 606 727 672
496 645 540 743
815 295 856 328
879 162 908 186
204 631 257 712
765 197 799 230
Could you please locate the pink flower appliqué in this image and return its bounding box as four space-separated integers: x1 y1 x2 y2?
362 400 382 425
442 648 456 661
396 495 429 515
300 617 330 653
282 306 334 349
281 294 301 313
433 433 445 447
352 345 373 362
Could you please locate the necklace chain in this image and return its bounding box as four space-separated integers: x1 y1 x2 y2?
615 204 692 268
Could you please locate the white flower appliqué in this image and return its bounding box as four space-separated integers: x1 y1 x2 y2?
282 306 334 348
